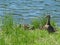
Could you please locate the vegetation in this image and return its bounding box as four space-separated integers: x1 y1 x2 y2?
0 14 60 45
31 15 57 29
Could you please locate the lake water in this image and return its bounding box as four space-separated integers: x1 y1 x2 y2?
0 0 60 26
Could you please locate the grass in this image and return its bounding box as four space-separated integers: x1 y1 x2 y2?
0 14 60 45
31 15 57 29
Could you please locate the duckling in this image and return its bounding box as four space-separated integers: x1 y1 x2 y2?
29 25 35 30
22 24 29 30
43 15 55 33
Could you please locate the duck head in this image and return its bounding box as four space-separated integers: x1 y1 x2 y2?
45 15 50 18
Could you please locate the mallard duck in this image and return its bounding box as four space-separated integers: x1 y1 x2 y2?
43 15 55 33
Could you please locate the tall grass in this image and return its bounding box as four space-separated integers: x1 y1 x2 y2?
0 14 60 45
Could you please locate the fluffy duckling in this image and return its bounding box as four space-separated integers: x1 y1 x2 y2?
29 25 35 30
22 24 29 30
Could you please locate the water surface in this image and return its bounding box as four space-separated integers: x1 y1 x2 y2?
0 0 60 26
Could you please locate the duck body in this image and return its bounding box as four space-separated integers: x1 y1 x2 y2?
44 24 55 33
